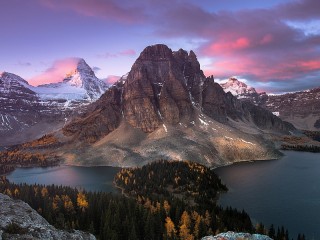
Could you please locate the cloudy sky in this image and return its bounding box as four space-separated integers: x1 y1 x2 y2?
1 0 319 92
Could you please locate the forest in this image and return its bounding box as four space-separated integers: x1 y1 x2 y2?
0 160 305 240
0 134 62 174
281 144 320 152
302 130 320 142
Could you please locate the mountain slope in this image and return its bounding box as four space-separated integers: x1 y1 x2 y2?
0 72 42 132
262 88 320 130
220 78 320 130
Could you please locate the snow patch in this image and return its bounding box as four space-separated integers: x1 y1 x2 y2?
162 124 168 133
240 139 255 145
199 118 209 126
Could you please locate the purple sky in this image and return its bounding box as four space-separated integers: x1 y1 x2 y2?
1 0 319 93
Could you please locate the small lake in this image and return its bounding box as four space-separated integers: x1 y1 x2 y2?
214 151 320 240
6 165 121 193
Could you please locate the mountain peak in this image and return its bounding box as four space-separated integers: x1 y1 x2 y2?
221 77 257 97
138 44 173 61
36 58 108 100
64 58 93 79
0 71 30 86
76 58 93 73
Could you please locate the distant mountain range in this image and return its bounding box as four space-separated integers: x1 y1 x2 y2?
220 78 320 130
1 44 297 168
0 59 108 145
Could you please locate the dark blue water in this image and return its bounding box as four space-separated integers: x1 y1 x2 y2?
6 165 121 193
214 151 320 240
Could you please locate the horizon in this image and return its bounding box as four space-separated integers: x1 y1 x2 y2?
1 0 320 93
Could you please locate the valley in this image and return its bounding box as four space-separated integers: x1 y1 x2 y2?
2 0 320 239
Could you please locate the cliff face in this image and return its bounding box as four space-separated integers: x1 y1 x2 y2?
122 45 199 132
0 193 95 240
63 81 123 143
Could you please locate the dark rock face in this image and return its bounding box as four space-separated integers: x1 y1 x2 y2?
242 101 295 131
63 44 294 143
315 119 320 129
262 88 320 117
63 82 123 143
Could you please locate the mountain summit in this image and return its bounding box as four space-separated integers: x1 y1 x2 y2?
221 77 258 98
37 58 108 101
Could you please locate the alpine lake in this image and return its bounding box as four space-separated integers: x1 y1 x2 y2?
6 150 320 239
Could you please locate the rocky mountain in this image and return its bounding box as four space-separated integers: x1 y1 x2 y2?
35 58 108 101
0 193 95 240
261 88 320 130
0 72 40 132
0 59 108 146
221 77 259 98
220 78 320 130
10 44 294 168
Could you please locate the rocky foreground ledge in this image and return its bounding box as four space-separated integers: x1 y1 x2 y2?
202 231 273 240
0 193 95 240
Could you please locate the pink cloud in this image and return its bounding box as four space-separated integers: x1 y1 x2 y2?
97 49 136 58
41 0 145 24
119 49 136 56
260 34 273 45
207 37 251 54
104 75 121 85
28 58 80 86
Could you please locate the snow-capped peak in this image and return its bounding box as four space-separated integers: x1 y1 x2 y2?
220 77 257 97
62 58 96 87
38 58 108 101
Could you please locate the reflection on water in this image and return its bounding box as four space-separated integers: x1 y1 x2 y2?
7 165 121 193
214 151 320 240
